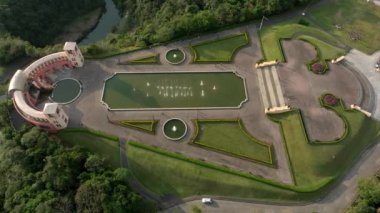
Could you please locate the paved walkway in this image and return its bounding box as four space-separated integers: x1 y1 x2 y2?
257 65 286 110
66 25 294 186
119 138 128 167
345 49 380 119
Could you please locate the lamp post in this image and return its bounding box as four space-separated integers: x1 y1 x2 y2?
259 16 268 31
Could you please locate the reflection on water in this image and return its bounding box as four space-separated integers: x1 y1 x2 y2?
80 0 120 45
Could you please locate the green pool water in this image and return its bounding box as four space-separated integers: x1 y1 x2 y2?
163 119 187 140
166 49 185 64
51 78 82 104
102 72 247 110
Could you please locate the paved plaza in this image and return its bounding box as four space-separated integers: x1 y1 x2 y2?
51 23 379 211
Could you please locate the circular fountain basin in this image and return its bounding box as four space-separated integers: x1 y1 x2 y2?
51 78 82 104
165 48 186 65
162 118 187 141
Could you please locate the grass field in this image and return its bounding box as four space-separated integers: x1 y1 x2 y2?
269 100 380 187
259 23 344 62
127 141 311 201
192 120 273 165
190 33 249 62
309 0 380 54
299 35 346 61
120 54 160 65
58 130 121 169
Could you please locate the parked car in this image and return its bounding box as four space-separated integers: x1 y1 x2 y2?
376 61 380 71
201 198 213 204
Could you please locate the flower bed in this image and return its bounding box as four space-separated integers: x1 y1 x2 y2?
311 63 325 74
323 94 338 106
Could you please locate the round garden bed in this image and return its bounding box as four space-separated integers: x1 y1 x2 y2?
162 118 187 141
165 48 186 65
51 78 82 104
322 94 338 106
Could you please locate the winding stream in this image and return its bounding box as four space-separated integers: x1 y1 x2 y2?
80 0 120 45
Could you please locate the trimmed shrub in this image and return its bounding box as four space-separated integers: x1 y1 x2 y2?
298 19 310 26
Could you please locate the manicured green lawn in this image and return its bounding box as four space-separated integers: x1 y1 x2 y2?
298 35 346 61
309 0 380 54
127 141 309 201
58 130 121 169
190 33 249 62
117 120 157 133
259 23 343 62
192 120 273 165
121 54 160 65
269 98 380 187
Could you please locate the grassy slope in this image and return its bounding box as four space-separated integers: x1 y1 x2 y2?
260 23 342 62
269 104 380 187
127 142 310 201
193 120 272 164
191 33 248 62
310 0 380 54
58 131 121 169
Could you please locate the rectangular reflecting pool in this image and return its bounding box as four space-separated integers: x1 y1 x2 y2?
102 71 248 110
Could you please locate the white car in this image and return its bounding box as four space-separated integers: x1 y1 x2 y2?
201 198 212 204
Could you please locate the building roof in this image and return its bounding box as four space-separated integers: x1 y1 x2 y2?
43 103 59 115
8 70 27 93
63 42 77 51
13 91 45 118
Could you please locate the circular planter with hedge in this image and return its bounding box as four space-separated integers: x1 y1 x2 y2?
162 118 187 141
311 63 325 74
165 48 186 65
323 94 338 106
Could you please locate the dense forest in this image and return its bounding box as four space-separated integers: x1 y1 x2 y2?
0 0 104 47
113 0 312 45
0 102 155 212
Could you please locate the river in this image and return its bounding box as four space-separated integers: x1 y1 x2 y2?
80 0 121 45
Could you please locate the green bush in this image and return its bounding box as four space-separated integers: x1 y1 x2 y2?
298 19 310 26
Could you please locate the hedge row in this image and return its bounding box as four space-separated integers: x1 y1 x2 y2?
189 32 250 63
189 119 274 167
59 128 119 142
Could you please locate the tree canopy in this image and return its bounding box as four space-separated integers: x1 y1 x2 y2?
0 0 104 47
0 101 155 212
113 0 312 45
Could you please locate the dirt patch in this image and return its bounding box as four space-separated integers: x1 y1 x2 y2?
277 40 361 141
53 8 103 44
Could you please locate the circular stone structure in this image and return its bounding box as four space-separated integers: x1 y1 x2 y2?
165 48 186 65
51 78 82 104
162 118 188 141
